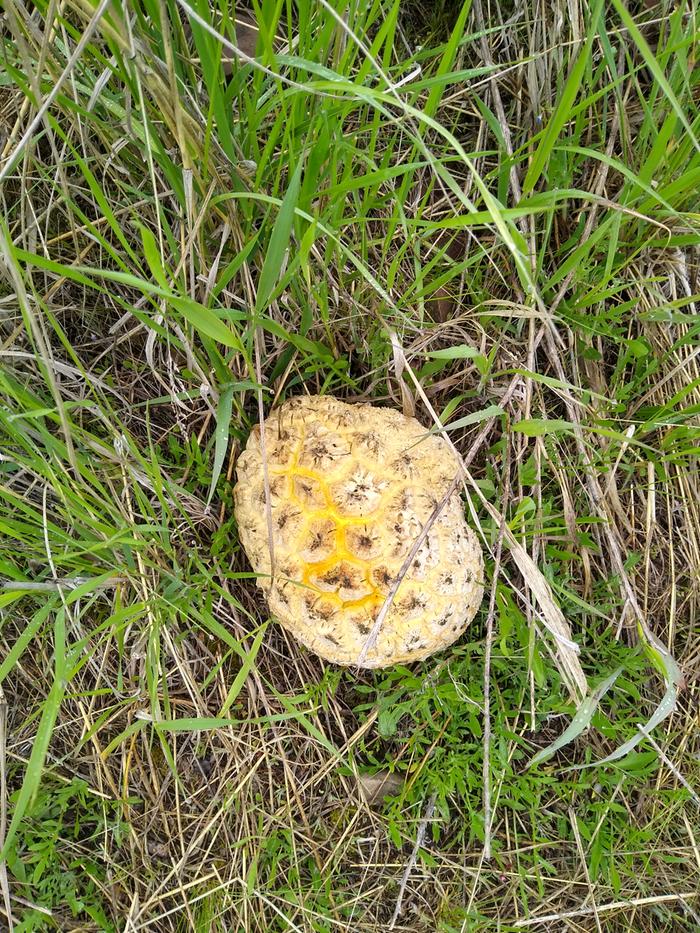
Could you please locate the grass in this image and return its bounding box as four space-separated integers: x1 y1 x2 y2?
0 0 699 929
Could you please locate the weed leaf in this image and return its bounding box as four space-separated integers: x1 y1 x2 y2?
570 632 682 770
528 667 623 768
206 383 234 507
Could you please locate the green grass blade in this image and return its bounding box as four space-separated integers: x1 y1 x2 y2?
609 0 700 153
0 610 66 861
206 383 234 507
254 157 304 316
522 0 604 196
423 1 473 120
218 626 266 716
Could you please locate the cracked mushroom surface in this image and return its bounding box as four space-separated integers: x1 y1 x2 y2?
233 395 484 668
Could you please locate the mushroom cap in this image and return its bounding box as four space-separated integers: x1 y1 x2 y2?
233 395 484 668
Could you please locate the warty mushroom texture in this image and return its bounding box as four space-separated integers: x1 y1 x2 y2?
234 395 484 668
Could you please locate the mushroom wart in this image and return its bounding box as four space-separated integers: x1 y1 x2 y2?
233 395 484 668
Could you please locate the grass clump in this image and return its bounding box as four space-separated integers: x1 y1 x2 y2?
4 777 126 931
0 0 699 929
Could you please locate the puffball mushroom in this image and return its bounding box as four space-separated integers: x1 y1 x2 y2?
233 395 484 668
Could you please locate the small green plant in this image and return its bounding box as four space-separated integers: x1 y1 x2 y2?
5 777 127 932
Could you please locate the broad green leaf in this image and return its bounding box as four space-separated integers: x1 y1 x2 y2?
210 231 261 300
514 418 574 436
433 405 505 433
187 0 235 160
154 716 240 732
269 686 338 755
503 367 610 402
189 604 259 658
73 148 142 266
138 223 169 289
0 591 26 609
426 344 484 360
259 317 334 359
171 296 244 350
14 248 244 350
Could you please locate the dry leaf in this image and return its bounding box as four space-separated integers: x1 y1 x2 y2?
357 771 404 806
